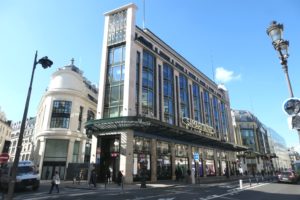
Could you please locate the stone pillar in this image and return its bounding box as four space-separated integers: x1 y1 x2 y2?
66 139 75 165
187 145 193 184
171 143 176 180
120 130 134 183
150 139 157 182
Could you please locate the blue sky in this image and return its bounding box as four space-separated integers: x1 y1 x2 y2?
1 0 300 150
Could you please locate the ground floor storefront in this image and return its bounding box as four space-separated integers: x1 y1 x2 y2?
86 117 247 183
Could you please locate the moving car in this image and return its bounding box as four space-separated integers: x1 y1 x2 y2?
0 160 40 190
277 170 299 184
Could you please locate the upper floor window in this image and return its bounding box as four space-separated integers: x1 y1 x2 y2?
50 100 72 128
142 50 156 115
163 63 174 124
203 90 212 126
193 83 202 123
179 74 189 118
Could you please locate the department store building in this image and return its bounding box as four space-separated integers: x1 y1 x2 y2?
86 3 246 183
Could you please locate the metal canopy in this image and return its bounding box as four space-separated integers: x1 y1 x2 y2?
85 116 248 152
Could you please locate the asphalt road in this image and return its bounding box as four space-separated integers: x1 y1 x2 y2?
3 180 300 200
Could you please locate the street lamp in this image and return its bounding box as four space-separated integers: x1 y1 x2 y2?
267 21 300 144
7 51 52 199
266 21 294 98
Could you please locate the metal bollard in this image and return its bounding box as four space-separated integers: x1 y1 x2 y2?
249 178 252 187
239 179 243 189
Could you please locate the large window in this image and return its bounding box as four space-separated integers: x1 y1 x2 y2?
241 129 257 151
163 63 174 124
104 45 126 118
142 50 156 116
157 141 171 180
133 137 151 181
179 74 189 118
203 90 212 126
193 83 202 123
212 96 220 136
50 100 72 128
220 102 229 140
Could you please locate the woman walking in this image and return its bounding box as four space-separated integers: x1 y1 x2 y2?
49 171 60 194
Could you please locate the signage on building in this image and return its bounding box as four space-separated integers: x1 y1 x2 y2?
182 117 215 137
193 152 199 161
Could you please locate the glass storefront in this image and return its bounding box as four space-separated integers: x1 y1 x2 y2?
175 144 188 180
205 148 216 176
133 137 151 181
157 141 171 180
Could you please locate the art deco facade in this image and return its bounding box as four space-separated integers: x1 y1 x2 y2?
86 4 246 184
34 61 97 179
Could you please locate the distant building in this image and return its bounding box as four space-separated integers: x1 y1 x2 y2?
34 60 97 180
0 118 11 154
232 110 272 175
85 4 246 184
9 117 35 162
267 127 291 171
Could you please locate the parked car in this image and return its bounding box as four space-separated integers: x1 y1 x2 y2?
0 160 40 190
277 170 299 184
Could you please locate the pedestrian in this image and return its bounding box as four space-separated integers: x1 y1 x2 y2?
49 171 60 194
117 170 123 186
45 169 50 180
89 169 97 187
106 168 111 183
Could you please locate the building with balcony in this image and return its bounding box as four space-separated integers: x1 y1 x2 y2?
0 118 11 155
86 3 246 184
34 60 98 180
9 117 35 162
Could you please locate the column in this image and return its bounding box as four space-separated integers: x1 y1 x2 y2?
120 130 134 183
150 139 157 182
66 139 75 165
171 142 176 180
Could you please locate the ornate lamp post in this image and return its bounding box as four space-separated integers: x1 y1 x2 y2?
267 21 294 97
267 21 300 143
7 51 53 200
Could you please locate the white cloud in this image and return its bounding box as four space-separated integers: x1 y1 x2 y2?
215 67 241 84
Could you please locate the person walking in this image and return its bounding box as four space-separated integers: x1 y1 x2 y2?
89 169 97 187
117 170 123 186
49 171 60 194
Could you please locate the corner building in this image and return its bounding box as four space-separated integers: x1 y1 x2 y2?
86 3 246 183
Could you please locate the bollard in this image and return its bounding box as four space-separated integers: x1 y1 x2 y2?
249 178 252 187
239 179 243 189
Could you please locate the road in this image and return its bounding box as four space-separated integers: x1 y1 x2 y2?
3 180 300 200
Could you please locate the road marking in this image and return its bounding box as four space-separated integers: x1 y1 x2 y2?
198 183 270 200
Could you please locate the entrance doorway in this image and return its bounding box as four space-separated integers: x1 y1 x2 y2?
97 135 120 182
42 161 66 180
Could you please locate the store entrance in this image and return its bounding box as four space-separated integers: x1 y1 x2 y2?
97 135 120 182
42 161 66 180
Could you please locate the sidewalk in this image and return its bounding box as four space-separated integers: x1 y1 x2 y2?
41 175 260 191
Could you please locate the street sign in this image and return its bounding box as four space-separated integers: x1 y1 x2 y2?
193 153 199 161
0 153 9 163
283 98 300 116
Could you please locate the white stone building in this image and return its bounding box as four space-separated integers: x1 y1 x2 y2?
9 117 35 162
0 118 11 155
34 60 97 180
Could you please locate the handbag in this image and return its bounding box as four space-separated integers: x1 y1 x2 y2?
55 179 60 185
